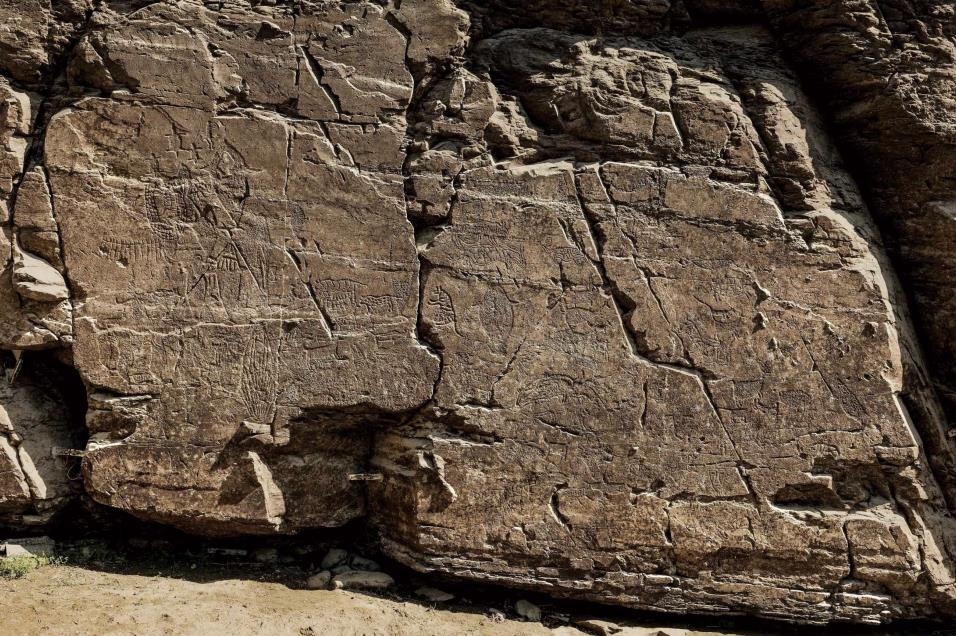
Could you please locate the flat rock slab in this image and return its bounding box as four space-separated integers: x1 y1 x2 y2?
331 570 396 591
1 536 54 557
0 0 954 627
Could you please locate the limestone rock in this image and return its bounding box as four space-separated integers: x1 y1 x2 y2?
0 0 954 628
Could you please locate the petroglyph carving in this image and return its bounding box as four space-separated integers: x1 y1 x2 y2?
1 0 956 627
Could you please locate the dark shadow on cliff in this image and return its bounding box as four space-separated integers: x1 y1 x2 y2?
20 516 956 636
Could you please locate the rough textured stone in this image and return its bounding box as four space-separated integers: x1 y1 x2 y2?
0 354 83 526
415 586 454 603
516 599 543 622
331 569 395 591
0 535 54 557
306 570 331 590
0 0 954 627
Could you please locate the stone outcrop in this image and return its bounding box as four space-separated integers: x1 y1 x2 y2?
0 352 84 526
0 0 954 627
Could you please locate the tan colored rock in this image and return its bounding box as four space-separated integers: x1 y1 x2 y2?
0 0 91 85
0 354 80 525
306 570 332 590
331 570 395 591
1 535 54 557
41 2 440 534
12 167 60 264
0 80 34 205
0 0 954 628
12 244 68 302
762 0 956 439
370 24 956 624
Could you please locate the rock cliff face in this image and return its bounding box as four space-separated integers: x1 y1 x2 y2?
1 0 955 626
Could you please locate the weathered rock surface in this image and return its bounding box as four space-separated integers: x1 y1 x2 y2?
0 0 954 627
0 353 83 526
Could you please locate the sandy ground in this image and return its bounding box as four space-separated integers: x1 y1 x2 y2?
1 565 555 636
3 563 949 636
0 538 779 636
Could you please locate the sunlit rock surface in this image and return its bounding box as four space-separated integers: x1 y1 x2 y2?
1 0 955 625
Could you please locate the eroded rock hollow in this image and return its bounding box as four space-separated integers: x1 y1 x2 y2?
1 0 955 626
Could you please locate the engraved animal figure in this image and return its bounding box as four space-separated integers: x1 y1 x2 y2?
315 279 366 312
517 375 606 435
238 330 279 425
427 287 456 327
360 295 403 316
99 237 168 265
552 246 591 266
144 164 244 232
480 287 515 349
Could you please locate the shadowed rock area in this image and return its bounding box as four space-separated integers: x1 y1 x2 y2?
0 0 955 627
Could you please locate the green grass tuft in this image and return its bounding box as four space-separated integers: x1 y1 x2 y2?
0 555 65 579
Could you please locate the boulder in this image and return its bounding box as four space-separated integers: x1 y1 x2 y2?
306 571 332 590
